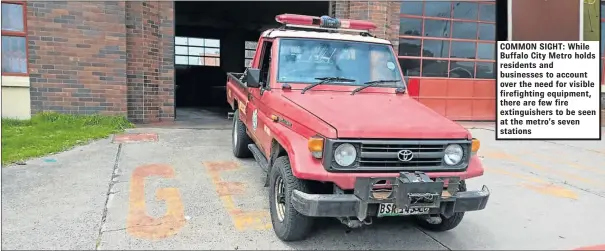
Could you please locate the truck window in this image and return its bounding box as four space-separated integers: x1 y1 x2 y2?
276 38 403 87
258 41 273 87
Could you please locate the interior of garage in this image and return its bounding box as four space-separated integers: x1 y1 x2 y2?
173 1 329 120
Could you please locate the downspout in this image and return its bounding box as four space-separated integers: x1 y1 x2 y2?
507 0 513 41
579 0 584 41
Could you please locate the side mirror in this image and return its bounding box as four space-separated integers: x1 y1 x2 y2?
246 68 261 88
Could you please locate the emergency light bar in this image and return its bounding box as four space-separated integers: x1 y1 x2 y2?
275 14 377 33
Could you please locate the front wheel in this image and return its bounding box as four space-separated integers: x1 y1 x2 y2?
269 156 314 241
415 181 467 232
232 110 252 158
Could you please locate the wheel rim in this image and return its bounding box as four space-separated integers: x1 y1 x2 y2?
274 176 286 222
233 117 238 146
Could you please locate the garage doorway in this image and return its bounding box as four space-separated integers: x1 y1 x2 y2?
174 1 329 122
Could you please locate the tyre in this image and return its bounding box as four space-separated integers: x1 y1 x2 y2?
269 156 314 241
232 110 252 158
415 180 467 232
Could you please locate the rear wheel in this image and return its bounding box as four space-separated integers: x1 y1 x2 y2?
269 156 314 241
232 110 252 158
415 181 467 232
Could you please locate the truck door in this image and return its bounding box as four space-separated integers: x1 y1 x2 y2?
246 38 274 157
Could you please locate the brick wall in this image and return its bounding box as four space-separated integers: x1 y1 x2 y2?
125 2 175 123
27 1 174 123
27 2 128 115
333 1 401 47
158 3 175 122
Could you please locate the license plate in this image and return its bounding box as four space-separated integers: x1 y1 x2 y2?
377 203 430 217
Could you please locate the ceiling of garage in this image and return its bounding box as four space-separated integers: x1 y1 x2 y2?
175 1 330 30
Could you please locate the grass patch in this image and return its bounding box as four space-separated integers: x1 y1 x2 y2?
2 112 133 165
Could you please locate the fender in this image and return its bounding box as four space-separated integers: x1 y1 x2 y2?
260 114 329 181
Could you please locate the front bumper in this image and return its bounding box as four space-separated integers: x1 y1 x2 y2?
291 172 490 220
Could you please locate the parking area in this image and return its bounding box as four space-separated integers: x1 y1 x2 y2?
2 124 604 250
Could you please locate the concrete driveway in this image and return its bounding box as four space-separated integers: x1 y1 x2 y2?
2 123 604 250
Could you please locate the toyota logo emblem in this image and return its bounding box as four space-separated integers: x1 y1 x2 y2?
397 150 414 162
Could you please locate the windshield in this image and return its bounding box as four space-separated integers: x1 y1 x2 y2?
277 38 404 87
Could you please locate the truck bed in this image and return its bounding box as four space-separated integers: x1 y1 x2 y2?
226 72 249 112
227 72 246 88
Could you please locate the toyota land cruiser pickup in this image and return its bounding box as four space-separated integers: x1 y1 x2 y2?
226 14 490 241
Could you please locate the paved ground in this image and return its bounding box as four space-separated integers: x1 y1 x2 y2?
2 117 605 250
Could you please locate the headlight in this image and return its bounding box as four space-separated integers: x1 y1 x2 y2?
444 144 464 165
334 143 357 167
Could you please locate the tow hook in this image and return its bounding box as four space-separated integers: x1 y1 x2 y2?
339 217 373 228
419 214 442 225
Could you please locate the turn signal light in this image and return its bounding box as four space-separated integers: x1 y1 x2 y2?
471 138 481 153
308 137 324 158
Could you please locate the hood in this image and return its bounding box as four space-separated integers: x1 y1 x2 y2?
282 91 470 139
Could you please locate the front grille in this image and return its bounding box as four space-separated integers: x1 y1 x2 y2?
359 142 446 168
323 139 471 172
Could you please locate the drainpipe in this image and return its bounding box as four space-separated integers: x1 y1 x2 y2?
507 0 513 41
579 0 584 41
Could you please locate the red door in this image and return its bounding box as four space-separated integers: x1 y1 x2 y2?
247 38 275 156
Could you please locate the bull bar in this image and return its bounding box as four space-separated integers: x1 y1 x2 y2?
291 172 490 221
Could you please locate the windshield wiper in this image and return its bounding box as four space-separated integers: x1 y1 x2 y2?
350 79 402 95
301 77 356 94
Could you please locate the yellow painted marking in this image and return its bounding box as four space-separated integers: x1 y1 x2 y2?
216 181 245 196
527 152 605 176
231 210 272 230
127 164 186 240
522 183 578 200
203 161 272 231
486 167 578 200
483 150 602 186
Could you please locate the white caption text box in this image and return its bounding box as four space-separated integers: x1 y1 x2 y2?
497 41 600 140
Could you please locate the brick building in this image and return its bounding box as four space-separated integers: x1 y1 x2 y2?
1 0 603 124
